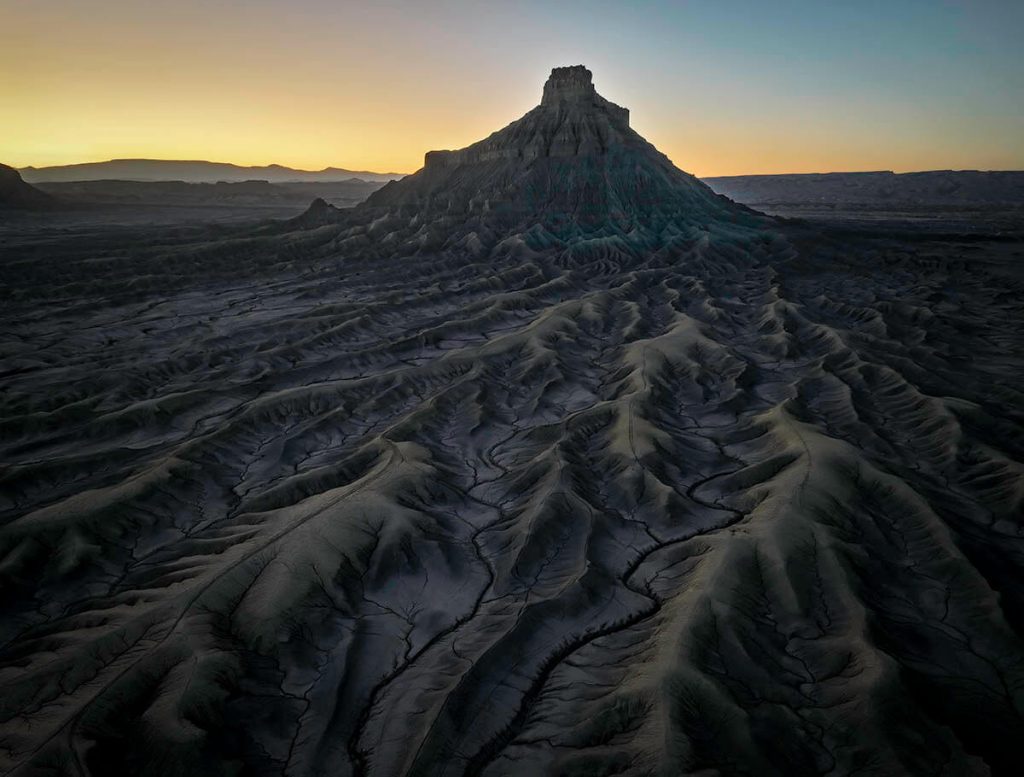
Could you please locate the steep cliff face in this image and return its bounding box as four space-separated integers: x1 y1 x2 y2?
0 163 54 209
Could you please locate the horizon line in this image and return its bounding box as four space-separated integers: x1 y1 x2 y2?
12 156 1024 180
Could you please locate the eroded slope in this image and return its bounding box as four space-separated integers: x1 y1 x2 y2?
1 67 1023 777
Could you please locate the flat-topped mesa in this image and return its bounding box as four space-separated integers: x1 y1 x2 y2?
542 65 629 126
423 65 630 170
542 65 597 105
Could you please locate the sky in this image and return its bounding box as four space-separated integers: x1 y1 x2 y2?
2 0 1022 177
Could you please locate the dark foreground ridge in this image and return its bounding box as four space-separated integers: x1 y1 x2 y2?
1 67 1023 777
0 163 56 210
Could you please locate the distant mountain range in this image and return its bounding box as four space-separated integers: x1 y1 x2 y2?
704 170 1024 208
17 162 1022 209
19 159 406 184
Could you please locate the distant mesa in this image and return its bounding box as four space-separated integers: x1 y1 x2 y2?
291 196 343 228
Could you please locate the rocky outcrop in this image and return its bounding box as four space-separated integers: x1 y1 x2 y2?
541 64 598 104
420 66 631 171
3 66 1023 777
541 64 629 123
288 196 343 228
0 163 55 210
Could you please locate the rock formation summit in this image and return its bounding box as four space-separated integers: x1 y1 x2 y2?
2 65 1023 777
361 66 749 232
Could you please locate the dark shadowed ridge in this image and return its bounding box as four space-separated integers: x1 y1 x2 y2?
296 66 762 263
363 66 750 226
0 163 56 210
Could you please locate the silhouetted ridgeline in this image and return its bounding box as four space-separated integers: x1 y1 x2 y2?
19 158 404 184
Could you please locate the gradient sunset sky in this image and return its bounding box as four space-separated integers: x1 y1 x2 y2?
3 0 1022 177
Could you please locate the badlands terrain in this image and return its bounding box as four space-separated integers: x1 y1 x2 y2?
1 67 1023 776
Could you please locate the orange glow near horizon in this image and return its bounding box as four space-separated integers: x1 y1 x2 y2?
3 2 1022 179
